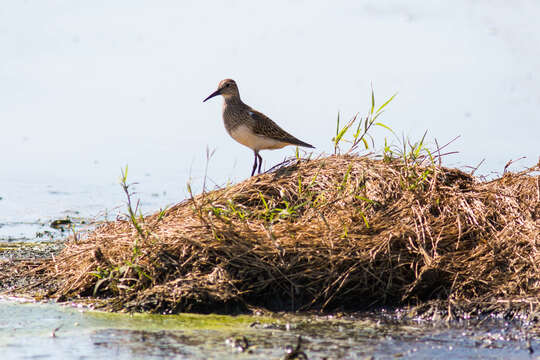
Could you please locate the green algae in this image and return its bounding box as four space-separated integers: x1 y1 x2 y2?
86 310 277 331
0 241 38 251
0 241 63 257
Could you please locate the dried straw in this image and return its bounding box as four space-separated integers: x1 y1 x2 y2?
11 155 540 314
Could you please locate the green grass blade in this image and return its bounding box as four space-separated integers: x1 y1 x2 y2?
336 112 340 137
361 137 369 149
370 87 375 115
359 210 370 228
374 122 393 132
376 92 398 113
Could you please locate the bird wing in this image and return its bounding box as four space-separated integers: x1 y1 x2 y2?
248 109 314 148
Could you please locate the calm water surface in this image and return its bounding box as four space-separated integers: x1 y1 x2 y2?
0 297 537 359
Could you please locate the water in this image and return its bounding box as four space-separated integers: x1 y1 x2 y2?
0 297 536 359
0 173 182 242
1 1 539 358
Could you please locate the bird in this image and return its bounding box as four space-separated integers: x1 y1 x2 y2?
203 79 314 176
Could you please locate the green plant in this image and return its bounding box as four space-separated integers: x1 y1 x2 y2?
330 88 464 192
120 166 145 257
333 87 397 154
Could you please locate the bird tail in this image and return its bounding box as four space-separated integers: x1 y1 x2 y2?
292 139 315 148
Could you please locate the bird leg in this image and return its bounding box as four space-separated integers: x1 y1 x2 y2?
256 152 263 174
251 151 259 177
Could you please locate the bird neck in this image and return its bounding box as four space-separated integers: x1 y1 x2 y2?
223 94 243 106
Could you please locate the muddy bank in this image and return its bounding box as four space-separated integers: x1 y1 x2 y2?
2 155 539 316
0 242 61 294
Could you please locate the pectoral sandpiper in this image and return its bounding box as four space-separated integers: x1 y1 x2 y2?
203 79 314 176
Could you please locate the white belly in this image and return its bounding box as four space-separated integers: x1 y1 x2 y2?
229 125 288 151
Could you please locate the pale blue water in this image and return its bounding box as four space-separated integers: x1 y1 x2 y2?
0 297 537 359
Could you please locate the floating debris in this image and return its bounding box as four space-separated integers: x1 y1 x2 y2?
283 336 308 360
50 218 72 229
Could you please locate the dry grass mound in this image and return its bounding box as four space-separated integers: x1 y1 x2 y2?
18 155 540 314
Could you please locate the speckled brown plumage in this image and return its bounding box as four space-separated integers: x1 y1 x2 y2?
204 79 314 176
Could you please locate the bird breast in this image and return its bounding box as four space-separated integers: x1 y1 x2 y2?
229 124 288 151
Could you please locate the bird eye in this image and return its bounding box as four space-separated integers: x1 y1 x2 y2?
226 83 230 87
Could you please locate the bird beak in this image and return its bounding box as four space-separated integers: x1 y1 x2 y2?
203 89 221 102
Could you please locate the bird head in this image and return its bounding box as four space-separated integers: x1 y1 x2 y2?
203 79 239 102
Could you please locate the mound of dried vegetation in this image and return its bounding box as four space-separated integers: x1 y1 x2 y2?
3 91 539 316
8 153 539 316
